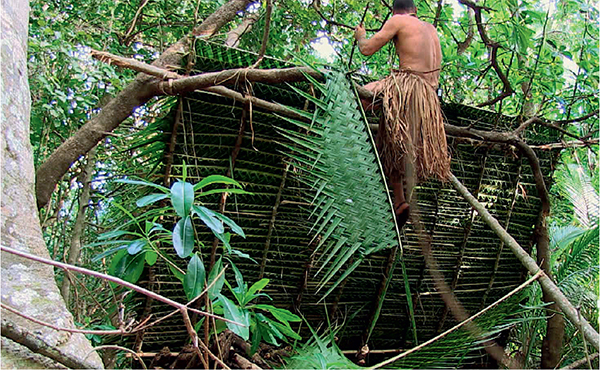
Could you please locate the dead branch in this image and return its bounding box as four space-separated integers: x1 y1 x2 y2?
449 174 600 351
233 353 262 369
90 49 181 80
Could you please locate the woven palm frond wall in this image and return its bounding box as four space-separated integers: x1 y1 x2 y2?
129 41 558 366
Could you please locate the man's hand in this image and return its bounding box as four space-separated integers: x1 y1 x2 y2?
354 24 366 41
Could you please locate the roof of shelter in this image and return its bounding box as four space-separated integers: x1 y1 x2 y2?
129 41 558 368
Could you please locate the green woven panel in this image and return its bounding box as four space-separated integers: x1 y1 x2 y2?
278 71 399 297
192 40 292 72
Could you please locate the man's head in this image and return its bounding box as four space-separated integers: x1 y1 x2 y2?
393 0 416 14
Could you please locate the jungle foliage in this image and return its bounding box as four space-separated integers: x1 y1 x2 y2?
27 0 598 368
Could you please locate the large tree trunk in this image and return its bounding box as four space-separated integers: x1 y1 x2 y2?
0 1 103 368
35 0 256 209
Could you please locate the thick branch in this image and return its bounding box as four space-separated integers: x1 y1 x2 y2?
35 0 255 209
225 12 260 48
458 0 514 107
160 66 374 99
449 174 600 351
90 49 181 79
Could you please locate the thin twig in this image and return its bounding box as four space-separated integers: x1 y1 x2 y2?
1 302 131 336
558 353 599 369
84 345 147 370
0 245 242 327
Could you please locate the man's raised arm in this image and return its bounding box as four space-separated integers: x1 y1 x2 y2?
354 17 401 56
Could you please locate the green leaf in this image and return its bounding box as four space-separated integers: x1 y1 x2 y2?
219 294 250 340
253 304 302 324
127 239 146 255
108 249 145 284
115 178 169 193
212 212 245 238
193 175 242 191
231 261 245 290
145 251 158 266
171 180 195 217
97 229 132 240
183 253 206 301
169 263 185 282
196 188 252 197
265 317 302 340
207 257 226 301
91 244 128 263
192 205 224 234
244 278 269 305
136 193 169 207
173 216 194 258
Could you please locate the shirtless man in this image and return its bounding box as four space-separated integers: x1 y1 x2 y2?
355 0 442 95
354 0 450 228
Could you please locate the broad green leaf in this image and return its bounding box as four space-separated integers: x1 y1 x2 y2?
127 239 146 255
115 178 169 193
173 216 194 258
207 257 226 300
171 180 195 217
108 249 145 284
145 250 158 266
194 175 242 191
183 253 206 301
212 212 246 238
136 193 169 207
192 205 224 234
219 294 250 340
253 304 302 324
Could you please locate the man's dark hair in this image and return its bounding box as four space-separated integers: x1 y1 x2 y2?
393 0 416 12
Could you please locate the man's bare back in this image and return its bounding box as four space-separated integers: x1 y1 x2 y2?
355 10 442 89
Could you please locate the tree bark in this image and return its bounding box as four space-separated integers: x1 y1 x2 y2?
225 12 260 48
1 0 103 367
35 0 256 209
60 146 97 305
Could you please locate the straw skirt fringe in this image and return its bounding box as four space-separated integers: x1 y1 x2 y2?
376 70 451 182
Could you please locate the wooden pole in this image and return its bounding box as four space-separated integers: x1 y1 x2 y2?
449 173 600 351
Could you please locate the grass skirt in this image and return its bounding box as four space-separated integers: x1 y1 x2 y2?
376 70 451 182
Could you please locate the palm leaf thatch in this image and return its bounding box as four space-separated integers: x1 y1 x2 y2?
276 70 402 298
105 41 560 365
